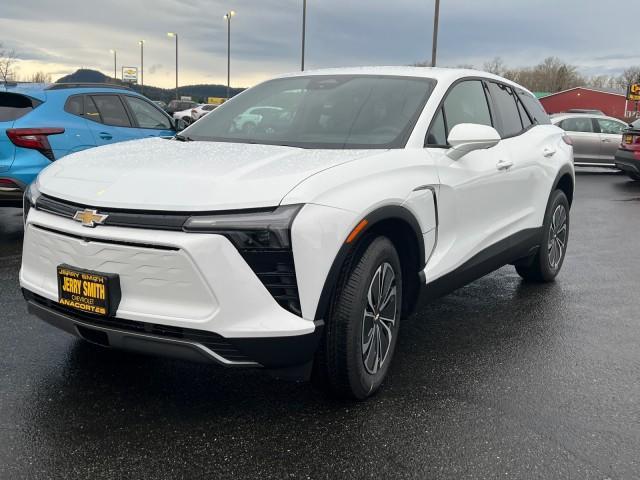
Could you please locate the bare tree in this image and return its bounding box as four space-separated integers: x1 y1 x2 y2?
30 71 51 83
616 67 640 90
0 43 18 82
483 57 506 76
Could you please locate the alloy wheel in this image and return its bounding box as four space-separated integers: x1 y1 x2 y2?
548 204 568 269
361 262 397 375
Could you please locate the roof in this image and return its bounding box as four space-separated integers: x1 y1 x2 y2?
540 86 627 99
549 112 626 123
272 66 534 94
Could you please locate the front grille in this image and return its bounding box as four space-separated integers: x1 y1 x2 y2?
240 249 301 315
24 291 251 362
36 195 189 231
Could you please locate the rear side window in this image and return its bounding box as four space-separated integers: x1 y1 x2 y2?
84 96 101 122
517 92 551 125
64 95 83 116
91 95 131 127
0 93 40 122
488 82 523 138
426 80 492 146
559 117 594 133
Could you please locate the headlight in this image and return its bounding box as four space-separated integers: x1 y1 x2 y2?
23 180 41 225
183 204 302 250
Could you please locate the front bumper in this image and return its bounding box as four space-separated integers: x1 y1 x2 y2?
23 290 322 368
614 149 640 174
20 208 324 368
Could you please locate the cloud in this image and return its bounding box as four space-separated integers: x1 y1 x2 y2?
0 0 637 88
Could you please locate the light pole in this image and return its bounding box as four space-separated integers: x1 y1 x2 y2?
139 40 144 94
167 32 178 100
223 10 236 100
431 0 440 67
109 49 117 81
301 0 306 71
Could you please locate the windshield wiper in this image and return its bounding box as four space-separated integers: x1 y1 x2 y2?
175 134 194 142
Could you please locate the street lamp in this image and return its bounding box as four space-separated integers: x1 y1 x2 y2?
109 49 117 81
139 40 144 94
301 0 306 71
223 10 236 100
431 0 440 67
167 32 178 100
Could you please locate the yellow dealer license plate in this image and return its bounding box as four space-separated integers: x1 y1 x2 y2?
57 265 121 317
624 134 634 144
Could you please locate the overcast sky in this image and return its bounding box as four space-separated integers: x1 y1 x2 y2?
1 0 637 88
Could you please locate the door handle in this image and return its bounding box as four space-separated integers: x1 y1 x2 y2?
496 160 513 171
99 132 113 140
543 147 556 157
601 138 612 143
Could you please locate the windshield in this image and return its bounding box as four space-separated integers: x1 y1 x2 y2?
632 118 640 129
182 75 436 149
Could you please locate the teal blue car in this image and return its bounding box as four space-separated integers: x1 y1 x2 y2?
0 83 177 206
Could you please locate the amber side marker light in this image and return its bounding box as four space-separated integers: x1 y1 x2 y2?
346 219 369 244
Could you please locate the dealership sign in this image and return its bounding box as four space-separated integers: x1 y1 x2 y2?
627 83 640 102
207 97 226 105
122 67 138 83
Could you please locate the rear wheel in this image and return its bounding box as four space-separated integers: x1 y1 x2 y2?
320 236 402 400
516 190 570 282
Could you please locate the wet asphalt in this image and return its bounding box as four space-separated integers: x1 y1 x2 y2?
0 171 639 479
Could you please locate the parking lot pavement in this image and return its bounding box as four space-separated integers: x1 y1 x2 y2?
1 171 639 479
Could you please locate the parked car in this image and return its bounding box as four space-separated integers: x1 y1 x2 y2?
192 104 217 120
0 83 178 206
166 99 198 115
21 67 574 399
551 113 628 167
614 122 640 181
153 100 167 110
171 104 215 125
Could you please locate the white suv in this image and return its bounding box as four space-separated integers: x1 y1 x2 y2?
20 67 574 399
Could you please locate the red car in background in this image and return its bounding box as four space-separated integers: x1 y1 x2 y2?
615 118 640 181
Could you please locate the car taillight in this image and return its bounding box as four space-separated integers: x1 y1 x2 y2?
0 178 21 190
562 134 573 146
622 133 640 150
6 128 65 161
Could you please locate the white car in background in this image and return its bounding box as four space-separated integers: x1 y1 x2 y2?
172 104 216 124
21 67 574 399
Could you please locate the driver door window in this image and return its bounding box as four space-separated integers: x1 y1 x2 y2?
426 80 492 146
124 96 172 130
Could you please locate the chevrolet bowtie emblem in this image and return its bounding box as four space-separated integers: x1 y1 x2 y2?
73 209 108 228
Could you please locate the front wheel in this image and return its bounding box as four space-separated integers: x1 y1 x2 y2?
320 236 402 400
516 190 570 282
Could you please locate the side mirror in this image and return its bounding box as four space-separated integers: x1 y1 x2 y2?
446 123 501 160
174 118 188 132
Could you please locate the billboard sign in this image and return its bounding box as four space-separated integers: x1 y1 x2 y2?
122 67 138 83
627 83 640 102
207 97 226 105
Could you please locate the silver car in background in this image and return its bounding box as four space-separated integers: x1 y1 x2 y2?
551 113 628 167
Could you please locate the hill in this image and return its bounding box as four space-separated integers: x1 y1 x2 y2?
56 69 244 103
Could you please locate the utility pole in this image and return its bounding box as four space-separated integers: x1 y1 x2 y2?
224 11 236 100
301 0 307 71
431 0 440 67
167 33 179 100
139 40 144 95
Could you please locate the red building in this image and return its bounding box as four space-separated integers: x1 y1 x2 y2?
539 87 635 120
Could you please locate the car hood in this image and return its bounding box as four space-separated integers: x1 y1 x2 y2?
38 137 374 211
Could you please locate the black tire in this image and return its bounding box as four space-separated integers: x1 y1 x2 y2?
319 236 402 400
516 190 570 282
627 172 640 181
